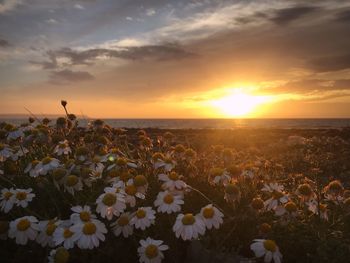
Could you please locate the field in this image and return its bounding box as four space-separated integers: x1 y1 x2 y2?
1 116 350 263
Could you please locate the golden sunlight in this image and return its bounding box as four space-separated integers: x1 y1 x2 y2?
210 89 273 117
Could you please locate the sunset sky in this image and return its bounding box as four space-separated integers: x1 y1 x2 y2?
1 0 350 118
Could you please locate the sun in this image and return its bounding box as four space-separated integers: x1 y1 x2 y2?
210 89 272 117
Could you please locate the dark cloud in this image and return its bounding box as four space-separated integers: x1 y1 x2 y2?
270 6 319 25
49 69 94 84
33 44 196 70
307 53 350 72
0 39 10 47
334 9 350 22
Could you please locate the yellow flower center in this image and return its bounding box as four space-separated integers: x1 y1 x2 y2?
53 168 66 180
251 198 264 210
202 207 215 219
169 172 178 181
125 185 137 196
82 222 97 235
182 214 195 225
263 240 277 252
119 171 131 182
63 228 74 238
46 223 57 236
116 158 127 166
260 223 271 233
59 143 66 149
4 191 13 200
225 184 239 195
54 247 70 263
285 201 297 212
297 184 312 196
136 209 146 219
272 191 284 199
102 193 116 206
145 244 159 259
79 211 91 222
163 194 174 204
42 157 53 165
117 216 129 226
16 192 27 201
17 219 30 231
66 175 78 186
319 204 327 212
31 160 40 167
134 175 147 187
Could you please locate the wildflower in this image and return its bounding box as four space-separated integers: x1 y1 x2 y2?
111 213 133 238
24 160 42 178
96 187 126 220
259 223 272 234
71 218 107 249
251 197 265 211
262 183 288 211
154 155 175 171
324 180 344 201
36 219 61 247
7 127 24 141
154 191 184 214
10 146 28 161
48 247 70 263
173 213 205 240
54 140 71 156
8 216 39 245
275 201 298 217
70 205 97 224
64 175 83 195
13 188 35 208
0 143 13 161
306 199 329 221
131 207 156 230
199 204 224 230
38 156 60 175
224 183 241 203
159 172 186 192
250 239 283 263
0 188 15 213
53 220 75 249
209 167 231 186
138 237 169 263
296 183 314 202
75 146 90 162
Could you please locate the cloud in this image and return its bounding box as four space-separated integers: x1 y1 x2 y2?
146 8 156 17
270 6 319 25
307 54 350 72
0 0 21 14
74 4 84 10
0 39 10 47
49 69 94 84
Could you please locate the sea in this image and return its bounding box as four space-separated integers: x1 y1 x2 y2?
1 118 350 129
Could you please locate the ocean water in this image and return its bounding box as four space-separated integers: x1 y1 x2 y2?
2 118 350 129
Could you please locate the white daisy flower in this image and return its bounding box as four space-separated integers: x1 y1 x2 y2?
53 220 76 249
154 191 184 214
262 184 288 211
10 146 28 161
0 188 15 213
130 207 156 230
173 213 206 240
36 219 61 247
306 199 329 221
48 247 70 263
54 140 71 156
8 216 39 245
250 239 283 263
133 175 149 196
38 157 60 175
24 160 42 178
70 205 97 224
111 213 133 238
96 187 126 220
71 218 107 249
13 188 35 208
158 172 186 192
154 156 175 171
63 175 83 195
7 127 24 141
0 143 13 161
262 183 284 193
138 237 169 263
199 204 224 230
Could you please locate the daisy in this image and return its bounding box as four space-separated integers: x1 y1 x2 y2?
54 140 71 156
13 188 35 208
10 146 28 161
154 191 184 214
306 199 329 221
224 183 241 203
154 156 175 171
158 172 186 192
7 127 24 141
199 204 224 230
70 205 97 224
48 247 70 263
250 239 282 263
38 157 60 175
0 143 13 161
173 213 206 240
53 220 75 249
296 183 315 202
63 175 83 195
133 174 149 196
71 218 107 249
209 168 231 186
262 184 288 211
36 219 61 247
8 216 39 245
138 237 169 263
275 201 298 217
24 160 42 178
111 213 133 238
96 187 126 220
0 188 15 213
130 207 156 230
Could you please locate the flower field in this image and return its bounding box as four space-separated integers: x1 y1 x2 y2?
1 109 350 262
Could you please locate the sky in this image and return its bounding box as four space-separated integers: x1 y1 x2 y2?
0 0 350 118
